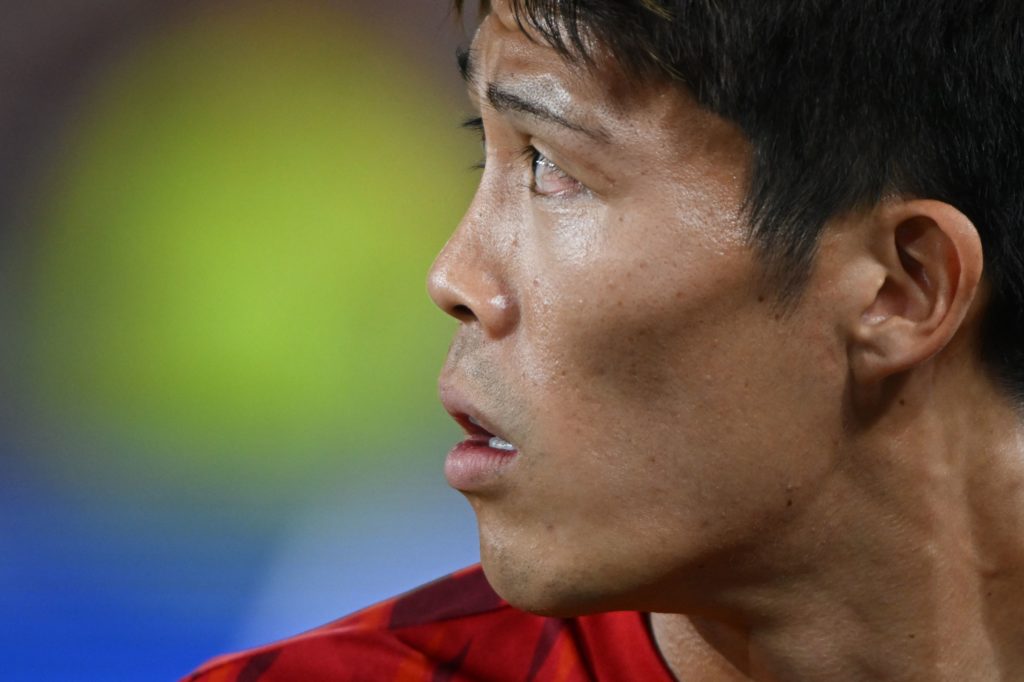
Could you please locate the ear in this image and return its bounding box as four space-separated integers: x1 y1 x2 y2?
849 199 984 386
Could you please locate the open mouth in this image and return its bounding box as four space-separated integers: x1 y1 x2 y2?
454 413 518 453
442 398 521 490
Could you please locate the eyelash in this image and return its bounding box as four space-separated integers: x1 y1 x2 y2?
462 116 486 170
460 115 579 197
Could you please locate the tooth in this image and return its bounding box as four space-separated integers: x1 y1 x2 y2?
469 415 481 426
489 436 516 451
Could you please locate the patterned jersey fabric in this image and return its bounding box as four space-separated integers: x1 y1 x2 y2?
182 565 675 681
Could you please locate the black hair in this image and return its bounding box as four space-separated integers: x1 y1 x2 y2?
455 0 1024 403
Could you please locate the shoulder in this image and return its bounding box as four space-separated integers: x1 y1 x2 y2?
181 565 673 681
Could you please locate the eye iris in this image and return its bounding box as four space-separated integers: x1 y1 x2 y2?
535 155 552 182
533 153 568 194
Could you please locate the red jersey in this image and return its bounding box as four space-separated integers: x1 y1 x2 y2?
183 565 675 681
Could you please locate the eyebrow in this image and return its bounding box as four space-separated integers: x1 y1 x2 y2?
456 47 609 143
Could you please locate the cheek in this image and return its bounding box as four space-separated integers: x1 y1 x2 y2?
512 256 845 513
521 244 754 414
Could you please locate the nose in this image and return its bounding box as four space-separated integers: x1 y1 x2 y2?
427 216 518 339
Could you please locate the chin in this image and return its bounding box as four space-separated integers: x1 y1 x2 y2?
477 538 628 618
480 562 590 617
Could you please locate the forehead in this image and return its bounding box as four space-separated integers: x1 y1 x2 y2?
489 0 519 31
468 1 646 115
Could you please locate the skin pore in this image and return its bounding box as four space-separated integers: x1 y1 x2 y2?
428 2 1024 679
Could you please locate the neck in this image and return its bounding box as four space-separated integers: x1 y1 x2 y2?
654 362 1024 681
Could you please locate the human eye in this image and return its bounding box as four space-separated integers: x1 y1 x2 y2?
521 146 584 197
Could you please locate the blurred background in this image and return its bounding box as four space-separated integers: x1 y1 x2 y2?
0 1 483 679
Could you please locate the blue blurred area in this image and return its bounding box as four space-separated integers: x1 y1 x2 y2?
1 1 483 679
231 456 481 650
3 446 266 680
3 439 477 680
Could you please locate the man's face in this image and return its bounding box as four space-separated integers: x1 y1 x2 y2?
429 2 848 616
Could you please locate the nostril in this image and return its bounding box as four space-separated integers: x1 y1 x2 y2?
451 304 475 322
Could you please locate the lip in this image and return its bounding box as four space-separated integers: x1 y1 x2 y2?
439 383 519 493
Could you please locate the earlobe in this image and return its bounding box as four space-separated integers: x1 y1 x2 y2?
849 200 983 386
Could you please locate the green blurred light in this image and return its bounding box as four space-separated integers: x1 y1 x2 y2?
26 2 473 484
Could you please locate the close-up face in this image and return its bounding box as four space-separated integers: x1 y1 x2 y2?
429 1 854 616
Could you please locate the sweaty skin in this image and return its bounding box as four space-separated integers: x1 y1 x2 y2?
428 2 1024 679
